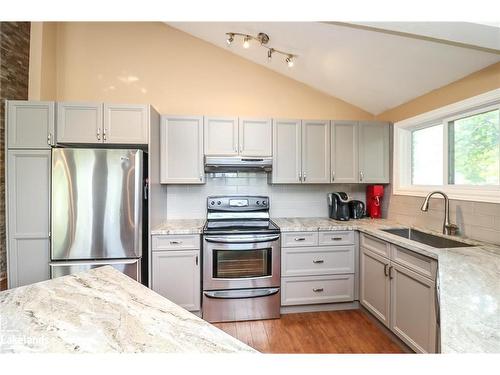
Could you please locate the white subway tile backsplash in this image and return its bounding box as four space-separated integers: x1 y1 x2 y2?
163 174 367 219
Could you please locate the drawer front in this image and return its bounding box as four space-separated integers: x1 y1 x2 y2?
152 234 200 251
360 233 390 258
281 274 354 306
318 231 354 246
391 244 437 280
282 232 318 247
282 246 355 277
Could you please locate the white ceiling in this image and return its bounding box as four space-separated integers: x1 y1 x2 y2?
168 22 500 115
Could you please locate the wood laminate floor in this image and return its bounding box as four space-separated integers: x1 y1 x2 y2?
214 310 406 353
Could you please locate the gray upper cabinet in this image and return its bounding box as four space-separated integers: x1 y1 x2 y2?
7 150 51 288
160 115 204 184
103 104 148 144
272 119 302 183
7 101 55 149
238 118 272 156
358 121 390 183
302 120 330 183
204 117 238 156
56 102 103 144
330 121 358 183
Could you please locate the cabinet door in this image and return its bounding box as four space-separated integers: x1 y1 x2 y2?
152 250 200 311
390 262 437 353
331 121 358 183
7 101 55 149
302 120 330 183
238 118 272 156
7 150 51 288
272 119 302 183
360 247 391 327
103 104 148 144
56 102 103 144
358 121 390 183
160 116 204 184
204 117 238 156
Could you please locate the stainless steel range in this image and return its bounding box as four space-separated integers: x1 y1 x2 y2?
202 196 281 323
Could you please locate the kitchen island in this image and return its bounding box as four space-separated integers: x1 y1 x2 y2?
0 266 255 353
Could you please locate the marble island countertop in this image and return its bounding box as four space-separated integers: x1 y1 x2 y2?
272 216 500 353
0 266 255 353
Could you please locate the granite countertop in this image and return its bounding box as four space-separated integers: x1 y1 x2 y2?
151 219 206 235
0 267 255 353
272 216 500 353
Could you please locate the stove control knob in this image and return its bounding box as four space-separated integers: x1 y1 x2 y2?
217 201 221 205
262 201 267 206
210 201 215 205
256 201 260 205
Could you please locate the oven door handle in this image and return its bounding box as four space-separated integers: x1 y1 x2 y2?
204 235 280 244
203 288 279 299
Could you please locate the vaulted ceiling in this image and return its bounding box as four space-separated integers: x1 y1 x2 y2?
168 22 500 115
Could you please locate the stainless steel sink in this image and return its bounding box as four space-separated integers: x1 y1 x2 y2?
381 228 476 248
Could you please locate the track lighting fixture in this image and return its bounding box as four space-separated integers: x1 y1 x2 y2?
243 36 250 49
225 32 297 68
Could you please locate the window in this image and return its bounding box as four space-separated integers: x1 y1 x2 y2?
411 124 443 185
448 109 499 186
394 89 500 203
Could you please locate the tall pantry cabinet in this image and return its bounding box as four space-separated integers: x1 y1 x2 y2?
5 101 54 288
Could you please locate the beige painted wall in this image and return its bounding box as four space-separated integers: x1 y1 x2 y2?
29 22 57 100
30 22 373 120
377 61 500 122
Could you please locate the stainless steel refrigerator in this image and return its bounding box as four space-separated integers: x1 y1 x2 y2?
50 148 146 283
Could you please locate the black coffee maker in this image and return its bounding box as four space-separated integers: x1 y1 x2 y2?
328 192 350 221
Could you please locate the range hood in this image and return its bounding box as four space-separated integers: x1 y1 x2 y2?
204 156 272 173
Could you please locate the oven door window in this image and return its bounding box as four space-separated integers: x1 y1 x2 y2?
213 248 272 279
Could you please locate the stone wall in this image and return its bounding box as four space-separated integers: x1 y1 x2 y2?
0 22 31 283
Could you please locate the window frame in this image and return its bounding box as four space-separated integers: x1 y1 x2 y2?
393 88 500 204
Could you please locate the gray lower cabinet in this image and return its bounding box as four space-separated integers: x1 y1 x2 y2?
6 150 51 288
360 234 437 353
151 235 200 312
281 231 355 306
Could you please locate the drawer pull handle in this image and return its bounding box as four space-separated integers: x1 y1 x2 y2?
294 237 306 241
170 241 182 245
312 260 324 264
331 237 342 241
389 266 394 279
313 288 324 293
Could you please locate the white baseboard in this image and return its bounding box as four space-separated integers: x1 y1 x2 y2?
280 301 359 314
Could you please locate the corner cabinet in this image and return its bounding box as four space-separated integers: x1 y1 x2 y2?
7 101 55 148
160 115 204 184
358 121 390 183
360 234 438 353
6 150 51 288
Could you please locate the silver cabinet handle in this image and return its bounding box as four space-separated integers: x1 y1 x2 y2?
331 237 342 241
294 237 306 241
47 133 51 145
312 260 324 264
103 128 107 141
199 174 203 181
234 143 238 153
313 288 324 292
97 128 101 141
389 265 394 279
195 255 198 266
331 170 335 182
303 172 307 182
299 172 302 182
384 264 389 277
170 240 182 245
359 171 364 181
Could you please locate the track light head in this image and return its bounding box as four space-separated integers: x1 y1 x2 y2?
243 36 250 49
226 33 234 45
286 55 294 68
